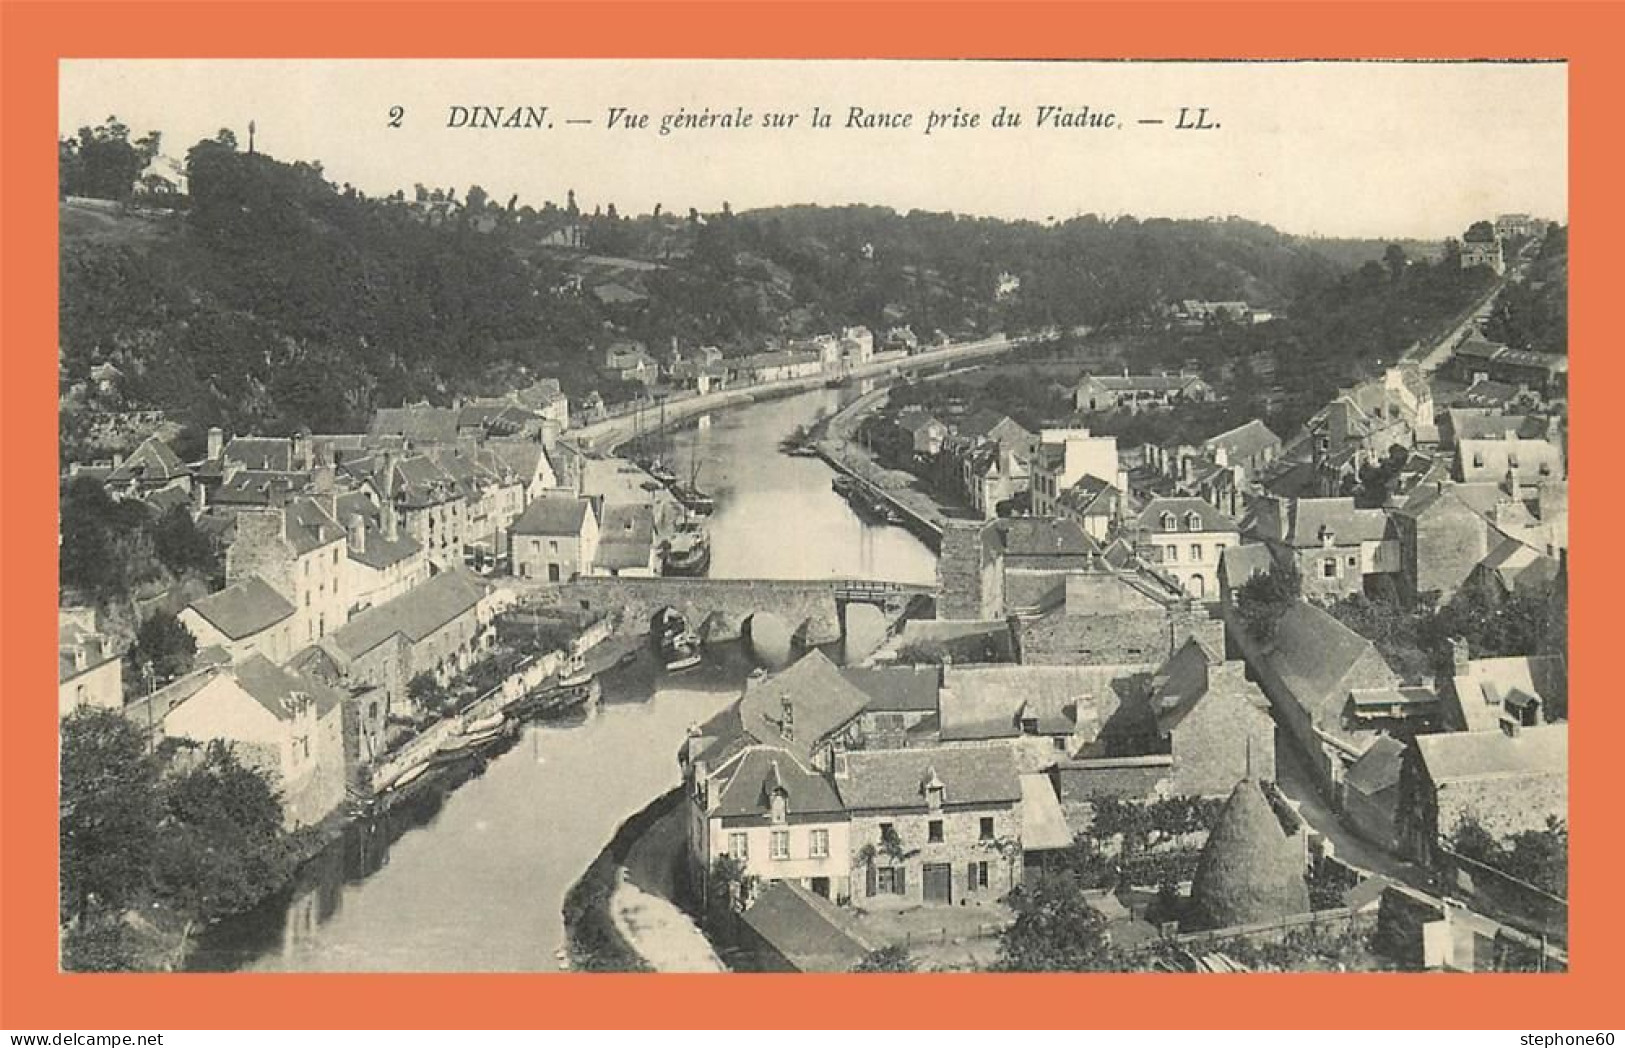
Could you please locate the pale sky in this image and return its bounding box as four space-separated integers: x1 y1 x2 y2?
60 59 1567 239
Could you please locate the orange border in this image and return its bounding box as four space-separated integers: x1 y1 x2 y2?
2 0 1616 1030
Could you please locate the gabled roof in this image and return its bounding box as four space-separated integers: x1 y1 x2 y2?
985 517 1097 557
184 575 295 640
1266 602 1394 728
839 665 940 713
1284 498 1392 546
1415 724 1567 786
229 653 343 721
328 567 488 659
1343 734 1407 796
1057 474 1118 517
709 746 845 819
283 497 346 555
939 663 1145 741
594 503 655 570
1219 543 1274 585
839 744 1021 811
332 491 421 571
106 437 187 485
1136 497 1238 535
1452 654 1568 733
740 881 880 972
1205 419 1281 461
710 650 871 765
222 436 295 471
511 495 592 536
369 405 460 444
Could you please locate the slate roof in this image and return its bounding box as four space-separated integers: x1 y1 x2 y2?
1416 724 1568 786
106 437 187 485
1266 602 1394 732
1220 543 1275 586
1057 474 1118 517
184 575 295 640
594 503 655 571
1136 496 1238 535
370 405 461 444
1452 412 1551 442
839 665 941 713
283 497 346 555
1020 773 1075 851
332 491 421 570
733 650 872 764
1080 372 1207 393
741 881 880 972
1452 655 1568 734
328 567 488 658
939 663 1146 741
511 495 592 536
1282 498 1392 547
710 746 846 819
1343 734 1407 797
985 517 1097 557
1205 419 1281 462
482 441 551 486
229 653 343 721
839 744 1021 811
223 436 296 471
210 470 309 506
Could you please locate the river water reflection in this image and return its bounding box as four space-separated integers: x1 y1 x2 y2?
187 386 936 971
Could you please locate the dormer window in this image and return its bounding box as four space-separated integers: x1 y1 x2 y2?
770 790 787 824
1185 512 1203 532
1160 512 1177 531
1020 716 1040 735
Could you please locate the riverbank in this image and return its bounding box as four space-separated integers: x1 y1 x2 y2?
562 786 719 971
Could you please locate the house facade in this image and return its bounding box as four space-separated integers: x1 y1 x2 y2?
509 496 600 581
1132 497 1239 601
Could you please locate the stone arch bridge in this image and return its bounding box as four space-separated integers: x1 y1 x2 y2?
534 576 934 647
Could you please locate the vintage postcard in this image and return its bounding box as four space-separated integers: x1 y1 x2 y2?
52 57 1567 979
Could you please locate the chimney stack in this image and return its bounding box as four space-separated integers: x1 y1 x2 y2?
347 513 366 555
779 695 795 741
382 500 399 542
207 426 224 462
293 432 313 472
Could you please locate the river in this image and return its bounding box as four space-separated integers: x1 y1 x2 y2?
186 385 936 972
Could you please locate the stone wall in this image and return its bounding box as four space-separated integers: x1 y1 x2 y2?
937 523 986 620
1020 601 1223 667
848 804 1021 906
542 577 860 647
1169 685 1276 797
1436 772 1567 843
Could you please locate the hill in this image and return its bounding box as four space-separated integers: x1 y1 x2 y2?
59 127 1431 464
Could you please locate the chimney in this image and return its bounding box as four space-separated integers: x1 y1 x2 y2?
1449 636 1471 673
779 695 795 741
293 432 313 472
347 513 366 555
192 481 207 515
1500 717 1521 739
382 500 399 542
207 426 224 461
380 451 398 501
314 464 335 495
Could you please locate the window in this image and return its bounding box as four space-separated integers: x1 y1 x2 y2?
1165 545 1179 563
770 830 789 860
1322 558 1337 579
1347 555 1358 568
1160 512 1176 531
966 861 990 891
810 829 829 858
878 822 893 843
549 540 559 552
928 819 944 844
1190 544 1203 562
980 817 995 841
1186 512 1202 532
1473 452 1485 468
1020 716 1040 735
1053 736 1068 751
729 832 749 860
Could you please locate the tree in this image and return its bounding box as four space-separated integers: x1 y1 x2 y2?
151 504 219 580
996 870 1116 971
852 944 917 972
1235 562 1302 643
406 671 453 717
60 708 162 923
465 184 489 213
152 742 297 922
131 610 197 687
60 117 161 202
1383 243 1408 284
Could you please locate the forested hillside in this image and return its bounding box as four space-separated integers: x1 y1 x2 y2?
60 121 1474 463
1485 223 1568 355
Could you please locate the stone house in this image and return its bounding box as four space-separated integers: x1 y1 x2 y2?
591 502 659 577
1451 413 1565 485
509 495 599 582
842 744 1023 908
840 665 942 750
1399 722 1568 866
58 610 124 717
178 574 299 666
1390 484 1494 604
323 566 494 718
1247 496 1400 600
331 490 428 614
1131 497 1240 601
1029 428 1122 517
160 655 349 830
224 499 352 648
1055 474 1121 541
1148 641 1277 797
1073 371 1214 413
1342 734 1407 852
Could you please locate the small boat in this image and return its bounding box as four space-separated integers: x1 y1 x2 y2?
671 483 715 516
462 712 506 735
536 679 600 719
381 761 431 793
558 653 593 689
665 646 702 673
661 520 711 577
432 726 505 764
648 461 678 486
787 445 821 458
